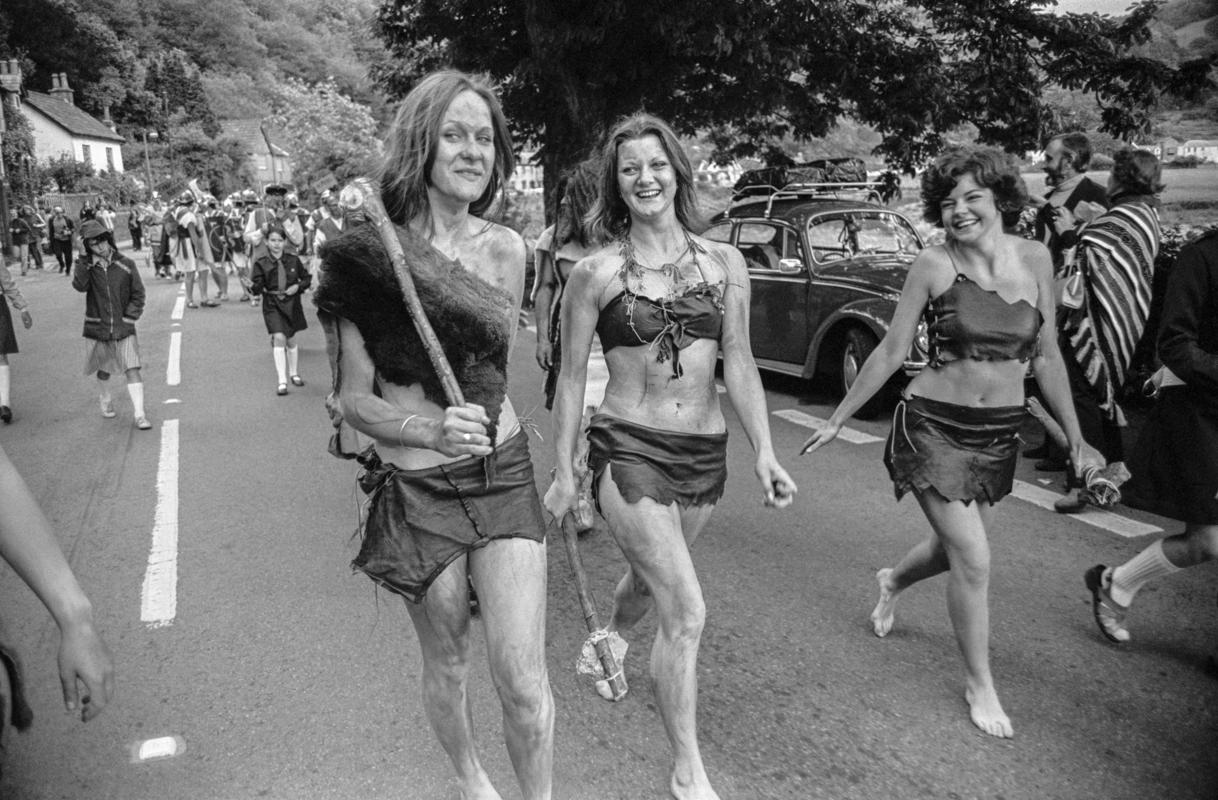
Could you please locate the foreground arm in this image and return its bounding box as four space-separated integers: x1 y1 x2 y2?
334 317 492 457
718 245 796 507
0 444 114 721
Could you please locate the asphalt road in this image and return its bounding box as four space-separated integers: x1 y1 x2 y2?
0 249 1215 800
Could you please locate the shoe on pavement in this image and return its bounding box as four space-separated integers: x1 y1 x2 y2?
0 405 11 424
1084 564 1130 643
100 398 117 419
1054 488 1088 514
277 383 288 396
290 375 304 387
135 416 153 430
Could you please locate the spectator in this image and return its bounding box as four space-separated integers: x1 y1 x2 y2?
8 209 31 277
0 253 33 423
47 206 74 275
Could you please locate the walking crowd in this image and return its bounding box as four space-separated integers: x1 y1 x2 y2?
1 67 1215 800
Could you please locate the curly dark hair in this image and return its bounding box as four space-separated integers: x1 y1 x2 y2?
1111 147 1164 196
920 145 1028 228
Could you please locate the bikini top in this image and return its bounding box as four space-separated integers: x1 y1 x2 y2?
925 249 1043 369
596 236 725 378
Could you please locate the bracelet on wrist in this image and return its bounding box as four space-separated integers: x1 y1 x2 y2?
397 414 421 448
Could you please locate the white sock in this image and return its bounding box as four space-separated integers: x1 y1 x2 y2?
127 381 146 418
1110 540 1179 606
0 364 10 406
272 346 287 384
286 345 299 378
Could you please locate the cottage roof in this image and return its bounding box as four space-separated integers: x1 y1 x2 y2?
24 92 125 143
1182 139 1218 148
220 119 290 158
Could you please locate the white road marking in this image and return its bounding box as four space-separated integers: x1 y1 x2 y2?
140 419 179 628
772 408 884 444
166 331 181 386
162 399 181 405
1008 482 1162 538
771 408 1163 538
171 296 185 320
132 735 185 762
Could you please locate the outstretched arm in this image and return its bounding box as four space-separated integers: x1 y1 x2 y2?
0 444 114 721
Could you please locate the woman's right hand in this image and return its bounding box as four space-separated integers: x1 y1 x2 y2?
799 419 842 455
543 473 579 525
432 403 494 458
535 338 553 370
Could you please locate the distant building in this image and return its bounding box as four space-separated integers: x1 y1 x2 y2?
22 73 125 174
695 159 745 187
219 119 293 187
510 151 543 194
1179 139 1218 163
1158 137 1181 160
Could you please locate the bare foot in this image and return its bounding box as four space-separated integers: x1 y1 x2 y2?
458 774 503 800
670 771 722 800
964 681 1013 739
870 568 899 637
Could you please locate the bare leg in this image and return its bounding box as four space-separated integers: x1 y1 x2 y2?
403 557 502 800
916 493 1012 738
598 472 720 800
184 271 197 303
871 532 950 637
470 538 553 800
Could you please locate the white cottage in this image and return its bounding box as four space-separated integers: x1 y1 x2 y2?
22 73 125 173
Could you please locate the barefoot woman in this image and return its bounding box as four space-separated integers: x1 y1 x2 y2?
544 113 796 798
316 71 553 799
801 146 1102 738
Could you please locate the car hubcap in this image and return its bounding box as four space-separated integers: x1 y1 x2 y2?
843 344 861 389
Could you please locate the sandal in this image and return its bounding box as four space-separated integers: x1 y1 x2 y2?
1084 564 1130 643
290 375 304 387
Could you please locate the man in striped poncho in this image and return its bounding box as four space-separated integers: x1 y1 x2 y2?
1053 147 1162 513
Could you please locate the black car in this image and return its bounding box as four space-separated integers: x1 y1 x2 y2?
707 188 929 418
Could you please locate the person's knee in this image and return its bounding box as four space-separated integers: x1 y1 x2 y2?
492 664 551 723
126 369 142 383
662 590 707 642
945 542 990 585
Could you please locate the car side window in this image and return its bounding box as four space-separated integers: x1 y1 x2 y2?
782 228 804 262
736 223 783 271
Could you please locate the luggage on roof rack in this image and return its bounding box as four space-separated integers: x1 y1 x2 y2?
732 157 870 199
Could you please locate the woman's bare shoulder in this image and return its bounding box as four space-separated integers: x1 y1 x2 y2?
475 219 526 260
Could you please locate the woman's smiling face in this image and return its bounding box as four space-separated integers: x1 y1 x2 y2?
616 134 677 225
940 172 1000 243
428 90 495 207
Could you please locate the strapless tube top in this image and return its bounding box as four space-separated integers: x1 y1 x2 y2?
926 274 1043 368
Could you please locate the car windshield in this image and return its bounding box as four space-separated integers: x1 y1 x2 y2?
806 212 921 262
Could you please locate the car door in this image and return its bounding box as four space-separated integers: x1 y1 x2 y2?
735 221 810 367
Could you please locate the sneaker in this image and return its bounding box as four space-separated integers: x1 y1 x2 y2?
0 405 11 424
100 398 117 419
134 416 153 430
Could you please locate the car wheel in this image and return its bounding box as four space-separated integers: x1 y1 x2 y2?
839 327 886 419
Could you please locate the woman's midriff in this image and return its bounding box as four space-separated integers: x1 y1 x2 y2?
905 358 1029 408
597 340 725 434
375 378 521 470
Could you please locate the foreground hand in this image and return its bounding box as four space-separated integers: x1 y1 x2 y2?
434 403 493 457
799 420 842 455
20 309 32 329
1051 205 1076 235
755 455 797 508
535 339 553 371
58 620 114 722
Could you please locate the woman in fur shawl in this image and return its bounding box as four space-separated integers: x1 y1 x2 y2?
313 71 553 800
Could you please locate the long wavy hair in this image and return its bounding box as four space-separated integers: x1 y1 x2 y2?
920 145 1028 228
587 113 703 242
557 156 602 250
379 71 515 227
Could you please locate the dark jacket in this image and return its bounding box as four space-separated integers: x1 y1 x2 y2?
250 251 310 297
71 252 145 341
1035 175 1110 270
1159 231 1218 395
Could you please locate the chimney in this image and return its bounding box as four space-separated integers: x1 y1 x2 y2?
49 72 74 106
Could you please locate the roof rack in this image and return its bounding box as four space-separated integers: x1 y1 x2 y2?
731 182 886 218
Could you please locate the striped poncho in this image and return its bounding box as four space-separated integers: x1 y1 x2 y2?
1062 197 1160 425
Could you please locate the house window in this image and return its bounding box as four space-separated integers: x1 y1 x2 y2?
82 144 92 168
105 147 114 171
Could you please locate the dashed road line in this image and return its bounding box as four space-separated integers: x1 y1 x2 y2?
140 419 179 628
771 408 1162 538
167 331 181 386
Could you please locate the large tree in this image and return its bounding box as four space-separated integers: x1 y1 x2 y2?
373 0 1216 209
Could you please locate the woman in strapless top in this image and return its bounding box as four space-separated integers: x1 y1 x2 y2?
802 145 1104 740
543 112 796 799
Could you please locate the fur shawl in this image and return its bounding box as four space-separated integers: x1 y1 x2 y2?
314 223 514 437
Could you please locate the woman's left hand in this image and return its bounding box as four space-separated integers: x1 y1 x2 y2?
755 454 797 508
1051 205 1076 235
20 309 32 329
285 284 299 296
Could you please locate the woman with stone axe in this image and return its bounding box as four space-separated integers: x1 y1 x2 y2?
314 71 553 800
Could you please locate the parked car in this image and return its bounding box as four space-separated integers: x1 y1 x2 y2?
707 188 929 418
